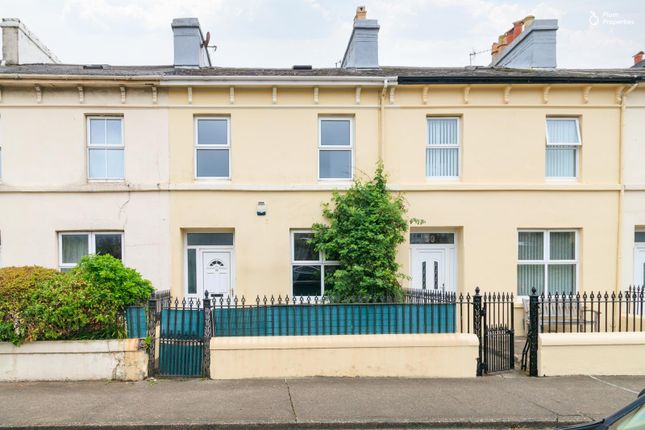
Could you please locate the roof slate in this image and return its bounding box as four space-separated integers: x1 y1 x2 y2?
0 64 643 84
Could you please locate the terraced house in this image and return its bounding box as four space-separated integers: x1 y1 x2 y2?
0 11 643 314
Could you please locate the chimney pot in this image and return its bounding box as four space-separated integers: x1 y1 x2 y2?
355 6 367 20
634 51 644 65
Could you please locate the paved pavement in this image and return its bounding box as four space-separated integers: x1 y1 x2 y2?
1 373 644 429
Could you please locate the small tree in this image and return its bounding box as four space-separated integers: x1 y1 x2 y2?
311 163 415 300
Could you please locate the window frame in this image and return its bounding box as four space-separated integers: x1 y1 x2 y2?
545 117 581 180
318 116 354 181
290 229 340 297
58 231 124 270
426 116 461 179
517 229 579 296
194 116 231 180
86 116 125 181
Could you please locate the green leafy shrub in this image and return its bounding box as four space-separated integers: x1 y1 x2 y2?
311 163 420 300
0 255 153 345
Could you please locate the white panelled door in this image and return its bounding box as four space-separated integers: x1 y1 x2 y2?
201 251 231 298
411 246 456 293
634 245 645 286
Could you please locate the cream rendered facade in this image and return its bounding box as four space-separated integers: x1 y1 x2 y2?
0 82 172 291
164 81 624 298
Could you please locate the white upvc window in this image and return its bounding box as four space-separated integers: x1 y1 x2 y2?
318 117 353 180
58 232 123 271
517 230 578 296
291 230 339 297
545 118 581 179
426 117 460 178
87 116 124 180
195 117 230 179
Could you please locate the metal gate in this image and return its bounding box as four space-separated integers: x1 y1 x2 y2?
474 289 515 375
148 294 212 378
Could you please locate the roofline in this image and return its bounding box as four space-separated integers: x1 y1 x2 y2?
159 75 397 87
398 75 643 85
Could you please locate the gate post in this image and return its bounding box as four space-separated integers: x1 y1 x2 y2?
473 287 485 376
147 296 158 377
202 290 212 378
528 287 539 377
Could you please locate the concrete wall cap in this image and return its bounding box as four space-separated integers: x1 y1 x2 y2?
0 339 141 354
539 332 645 346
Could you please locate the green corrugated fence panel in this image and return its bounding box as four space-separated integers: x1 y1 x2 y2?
212 303 456 336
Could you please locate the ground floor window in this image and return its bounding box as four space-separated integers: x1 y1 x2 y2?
59 232 123 271
517 230 577 296
291 231 338 296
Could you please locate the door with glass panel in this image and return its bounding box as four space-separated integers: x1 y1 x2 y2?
633 233 645 286
185 232 234 298
517 230 577 296
410 233 456 293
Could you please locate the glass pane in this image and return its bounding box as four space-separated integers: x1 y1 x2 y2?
610 403 645 430
95 234 122 259
197 119 228 145
292 265 322 296
323 265 339 294
105 119 122 145
547 119 579 144
88 149 107 179
319 150 351 179
62 234 89 265
548 264 576 294
187 249 197 294
89 119 105 145
518 264 545 296
550 232 575 260
106 149 124 179
426 148 458 177
320 120 351 146
546 147 576 177
410 233 455 244
518 232 544 260
635 232 645 243
293 232 318 262
428 118 458 145
187 233 234 246
196 149 229 177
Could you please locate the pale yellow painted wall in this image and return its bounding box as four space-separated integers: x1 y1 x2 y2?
167 85 622 298
210 333 479 379
538 332 645 376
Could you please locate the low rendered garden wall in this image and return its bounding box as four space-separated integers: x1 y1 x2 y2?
210 333 478 379
538 332 645 376
0 339 148 381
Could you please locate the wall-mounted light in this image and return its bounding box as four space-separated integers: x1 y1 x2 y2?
257 201 267 216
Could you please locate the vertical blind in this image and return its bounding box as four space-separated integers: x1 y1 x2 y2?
427 118 459 177
546 119 579 178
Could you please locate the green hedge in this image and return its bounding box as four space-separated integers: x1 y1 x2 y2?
0 255 153 345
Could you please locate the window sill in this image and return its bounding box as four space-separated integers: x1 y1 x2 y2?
87 179 126 183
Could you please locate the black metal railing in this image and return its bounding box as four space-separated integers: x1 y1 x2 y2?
522 287 645 376
210 290 457 337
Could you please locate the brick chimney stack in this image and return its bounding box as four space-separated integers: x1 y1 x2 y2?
634 51 644 65
490 15 557 69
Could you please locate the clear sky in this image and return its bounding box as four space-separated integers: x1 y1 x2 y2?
0 0 643 68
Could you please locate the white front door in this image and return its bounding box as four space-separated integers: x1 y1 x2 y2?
202 251 232 298
411 246 455 292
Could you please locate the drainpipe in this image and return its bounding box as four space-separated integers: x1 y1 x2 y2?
616 82 639 292
378 78 389 162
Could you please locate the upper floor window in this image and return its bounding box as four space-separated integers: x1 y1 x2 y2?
546 118 580 179
517 230 577 296
59 231 123 271
427 117 459 178
195 117 230 179
319 117 353 180
88 117 124 180
291 231 339 296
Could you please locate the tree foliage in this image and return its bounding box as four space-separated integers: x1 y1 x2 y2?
311 163 413 300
